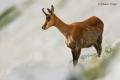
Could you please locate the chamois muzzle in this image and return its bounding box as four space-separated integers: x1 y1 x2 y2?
42 26 45 30
42 22 47 30
42 25 46 30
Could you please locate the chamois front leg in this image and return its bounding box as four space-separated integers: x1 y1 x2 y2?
71 47 81 66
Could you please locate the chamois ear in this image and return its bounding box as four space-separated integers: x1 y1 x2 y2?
51 5 54 12
47 5 54 15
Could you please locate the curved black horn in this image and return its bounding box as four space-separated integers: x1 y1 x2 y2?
47 8 52 14
42 8 48 16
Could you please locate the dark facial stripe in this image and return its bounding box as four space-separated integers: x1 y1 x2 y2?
42 21 47 30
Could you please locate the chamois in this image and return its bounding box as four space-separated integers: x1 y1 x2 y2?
42 5 104 66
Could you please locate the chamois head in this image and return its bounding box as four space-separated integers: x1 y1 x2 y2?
42 5 55 30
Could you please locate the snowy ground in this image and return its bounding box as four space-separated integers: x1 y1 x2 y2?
0 0 120 80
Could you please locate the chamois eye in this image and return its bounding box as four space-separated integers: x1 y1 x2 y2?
47 16 51 21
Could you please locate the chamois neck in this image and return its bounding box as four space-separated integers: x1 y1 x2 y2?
54 15 69 36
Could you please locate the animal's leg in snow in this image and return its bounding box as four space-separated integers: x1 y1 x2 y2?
94 36 102 57
71 48 81 66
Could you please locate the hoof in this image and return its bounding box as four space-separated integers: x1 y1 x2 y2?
73 60 78 66
98 54 101 57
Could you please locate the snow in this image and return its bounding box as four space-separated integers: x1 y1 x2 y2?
0 0 120 80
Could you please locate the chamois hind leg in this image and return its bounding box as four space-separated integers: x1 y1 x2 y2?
71 47 81 66
94 44 102 57
94 36 102 57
